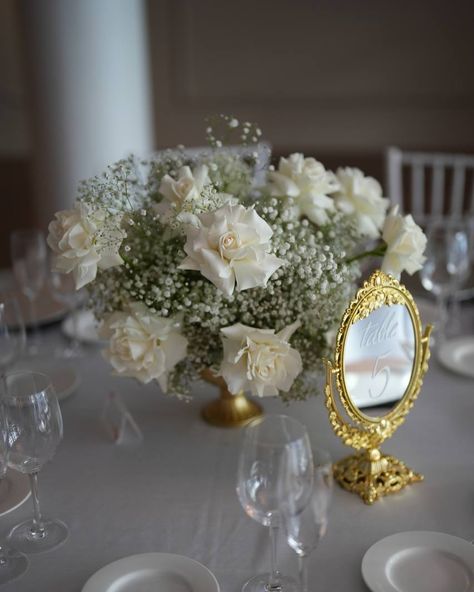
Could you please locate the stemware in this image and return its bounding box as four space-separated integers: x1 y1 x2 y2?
4 370 68 553
49 271 85 358
237 415 314 592
420 218 471 343
0 297 26 377
284 449 333 592
0 406 29 584
10 230 48 355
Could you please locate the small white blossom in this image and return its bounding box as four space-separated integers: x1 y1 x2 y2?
155 165 210 222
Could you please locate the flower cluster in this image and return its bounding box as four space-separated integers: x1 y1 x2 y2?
47 116 427 401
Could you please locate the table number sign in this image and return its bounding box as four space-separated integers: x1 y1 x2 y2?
102 391 143 445
324 270 432 504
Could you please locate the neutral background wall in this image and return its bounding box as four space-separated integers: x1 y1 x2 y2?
1 0 474 267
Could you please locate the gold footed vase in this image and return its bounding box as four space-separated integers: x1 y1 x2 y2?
201 369 263 428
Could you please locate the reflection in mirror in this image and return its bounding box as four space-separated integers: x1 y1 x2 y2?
343 304 415 416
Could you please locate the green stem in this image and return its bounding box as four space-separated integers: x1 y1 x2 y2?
345 244 387 265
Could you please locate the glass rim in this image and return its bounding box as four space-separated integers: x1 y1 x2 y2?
243 413 309 445
3 370 53 399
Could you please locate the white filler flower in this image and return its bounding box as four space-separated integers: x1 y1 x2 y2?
333 167 389 239
219 321 302 397
267 153 339 225
100 303 188 391
156 165 210 222
381 206 427 278
47 202 125 290
179 203 284 297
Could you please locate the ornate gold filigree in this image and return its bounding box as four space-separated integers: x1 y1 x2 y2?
324 270 432 504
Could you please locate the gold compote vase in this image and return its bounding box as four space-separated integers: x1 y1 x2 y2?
200 369 263 428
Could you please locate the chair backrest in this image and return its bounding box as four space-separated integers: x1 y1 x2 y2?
386 147 474 223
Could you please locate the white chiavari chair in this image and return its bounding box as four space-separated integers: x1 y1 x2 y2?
386 147 474 225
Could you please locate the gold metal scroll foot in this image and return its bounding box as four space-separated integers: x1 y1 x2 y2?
333 451 423 505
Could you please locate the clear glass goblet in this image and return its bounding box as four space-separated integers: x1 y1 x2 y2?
0 406 29 584
10 230 48 355
0 296 26 377
420 218 471 344
237 414 314 592
284 449 333 592
4 371 68 553
49 271 86 358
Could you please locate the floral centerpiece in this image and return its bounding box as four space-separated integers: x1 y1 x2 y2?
47 116 426 413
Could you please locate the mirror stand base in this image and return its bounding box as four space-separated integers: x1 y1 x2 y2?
333 451 423 505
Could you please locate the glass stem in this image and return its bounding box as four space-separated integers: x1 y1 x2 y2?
436 293 448 343
28 295 40 350
298 555 309 592
267 524 282 591
28 472 46 539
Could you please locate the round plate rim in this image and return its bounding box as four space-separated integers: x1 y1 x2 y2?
438 336 474 379
81 552 220 592
361 530 474 592
0 469 31 517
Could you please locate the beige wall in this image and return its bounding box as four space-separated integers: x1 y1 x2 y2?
149 0 474 158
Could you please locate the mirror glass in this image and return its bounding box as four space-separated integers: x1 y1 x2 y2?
343 303 415 417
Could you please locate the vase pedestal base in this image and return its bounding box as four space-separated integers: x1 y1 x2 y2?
201 392 263 428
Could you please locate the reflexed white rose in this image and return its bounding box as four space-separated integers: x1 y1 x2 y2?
333 167 389 239
99 302 188 391
219 321 302 397
47 202 125 290
381 206 427 278
267 153 339 225
156 165 210 222
179 203 284 297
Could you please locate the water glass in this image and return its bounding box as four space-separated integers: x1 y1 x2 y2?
10 230 48 355
4 371 68 553
49 271 85 357
0 406 28 584
237 415 314 592
284 449 333 592
0 297 26 376
420 218 471 343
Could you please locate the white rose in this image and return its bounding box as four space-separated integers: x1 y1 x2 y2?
381 206 427 278
219 321 302 397
333 167 389 239
179 203 284 297
156 165 210 222
99 302 188 391
47 202 125 289
267 153 339 225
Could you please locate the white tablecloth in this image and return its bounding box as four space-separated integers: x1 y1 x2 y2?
2 314 474 592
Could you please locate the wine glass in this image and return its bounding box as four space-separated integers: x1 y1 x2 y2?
420 218 471 343
0 296 26 377
237 415 314 592
284 449 333 592
10 230 48 355
0 405 29 584
49 271 85 357
3 370 68 553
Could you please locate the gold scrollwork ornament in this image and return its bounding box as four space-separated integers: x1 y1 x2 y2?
324 270 432 505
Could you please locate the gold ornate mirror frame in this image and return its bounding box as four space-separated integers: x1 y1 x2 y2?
324 270 432 504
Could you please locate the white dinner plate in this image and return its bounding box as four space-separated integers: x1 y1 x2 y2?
4 287 68 328
62 310 105 345
14 359 81 401
0 469 31 517
438 337 474 379
362 531 474 592
82 553 220 592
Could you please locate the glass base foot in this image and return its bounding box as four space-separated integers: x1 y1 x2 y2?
8 518 68 554
0 547 28 584
242 573 299 592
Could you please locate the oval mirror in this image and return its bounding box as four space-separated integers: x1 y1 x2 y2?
342 303 416 418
